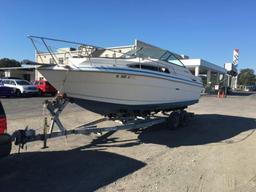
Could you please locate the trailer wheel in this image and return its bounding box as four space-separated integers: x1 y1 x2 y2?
0 134 12 158
179 111 189 127
166 111 180 130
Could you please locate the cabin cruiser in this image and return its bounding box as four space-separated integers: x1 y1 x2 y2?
28 36 203 117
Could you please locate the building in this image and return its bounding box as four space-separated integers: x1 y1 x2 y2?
0 65 36 81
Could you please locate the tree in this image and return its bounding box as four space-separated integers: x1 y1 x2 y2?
0 58 21 68
238 68 256 85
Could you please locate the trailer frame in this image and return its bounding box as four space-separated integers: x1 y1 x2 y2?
11 95 193 151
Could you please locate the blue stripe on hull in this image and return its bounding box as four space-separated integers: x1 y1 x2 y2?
70 97 198 115
78 66 203 87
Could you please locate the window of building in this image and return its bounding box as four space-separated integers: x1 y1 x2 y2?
49 58 55 64
58 57 64 64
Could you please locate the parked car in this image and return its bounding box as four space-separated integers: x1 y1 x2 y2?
2 79 39 96
34 80 57 96
0 80 15 97
0 100 12 158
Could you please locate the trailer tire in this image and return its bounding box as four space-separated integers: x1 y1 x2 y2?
179 111 189 127
0 134 12 158
166 111 180 130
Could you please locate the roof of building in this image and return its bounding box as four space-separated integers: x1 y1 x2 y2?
181 59 226 74
0 64 39 70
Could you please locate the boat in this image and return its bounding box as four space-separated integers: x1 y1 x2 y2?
27 36 203 117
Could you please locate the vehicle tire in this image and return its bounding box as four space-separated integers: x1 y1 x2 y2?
166 111 180 130
38 90 44 97
0 134 12 158
16 89 21 97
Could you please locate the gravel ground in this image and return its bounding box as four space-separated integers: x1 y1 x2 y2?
0 93 256 192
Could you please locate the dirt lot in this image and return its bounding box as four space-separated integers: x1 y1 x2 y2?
0 94 256 192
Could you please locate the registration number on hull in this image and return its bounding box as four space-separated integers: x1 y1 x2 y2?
115 74 131 79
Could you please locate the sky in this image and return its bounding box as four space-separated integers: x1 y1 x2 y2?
0 0 256 71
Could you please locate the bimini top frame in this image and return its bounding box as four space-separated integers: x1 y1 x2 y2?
27 35 186 68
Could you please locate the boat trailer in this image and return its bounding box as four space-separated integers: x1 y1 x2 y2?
2 95 194 155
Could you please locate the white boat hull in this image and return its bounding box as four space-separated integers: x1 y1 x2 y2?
38 66 202 115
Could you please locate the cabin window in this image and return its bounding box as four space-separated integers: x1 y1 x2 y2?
129 64 170 74
49 58 55 64
160 67 169 73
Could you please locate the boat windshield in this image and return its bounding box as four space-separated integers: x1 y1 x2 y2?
126 47 185 68
159 51 185 67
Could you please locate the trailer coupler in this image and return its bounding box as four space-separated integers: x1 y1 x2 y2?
12 128 36 151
